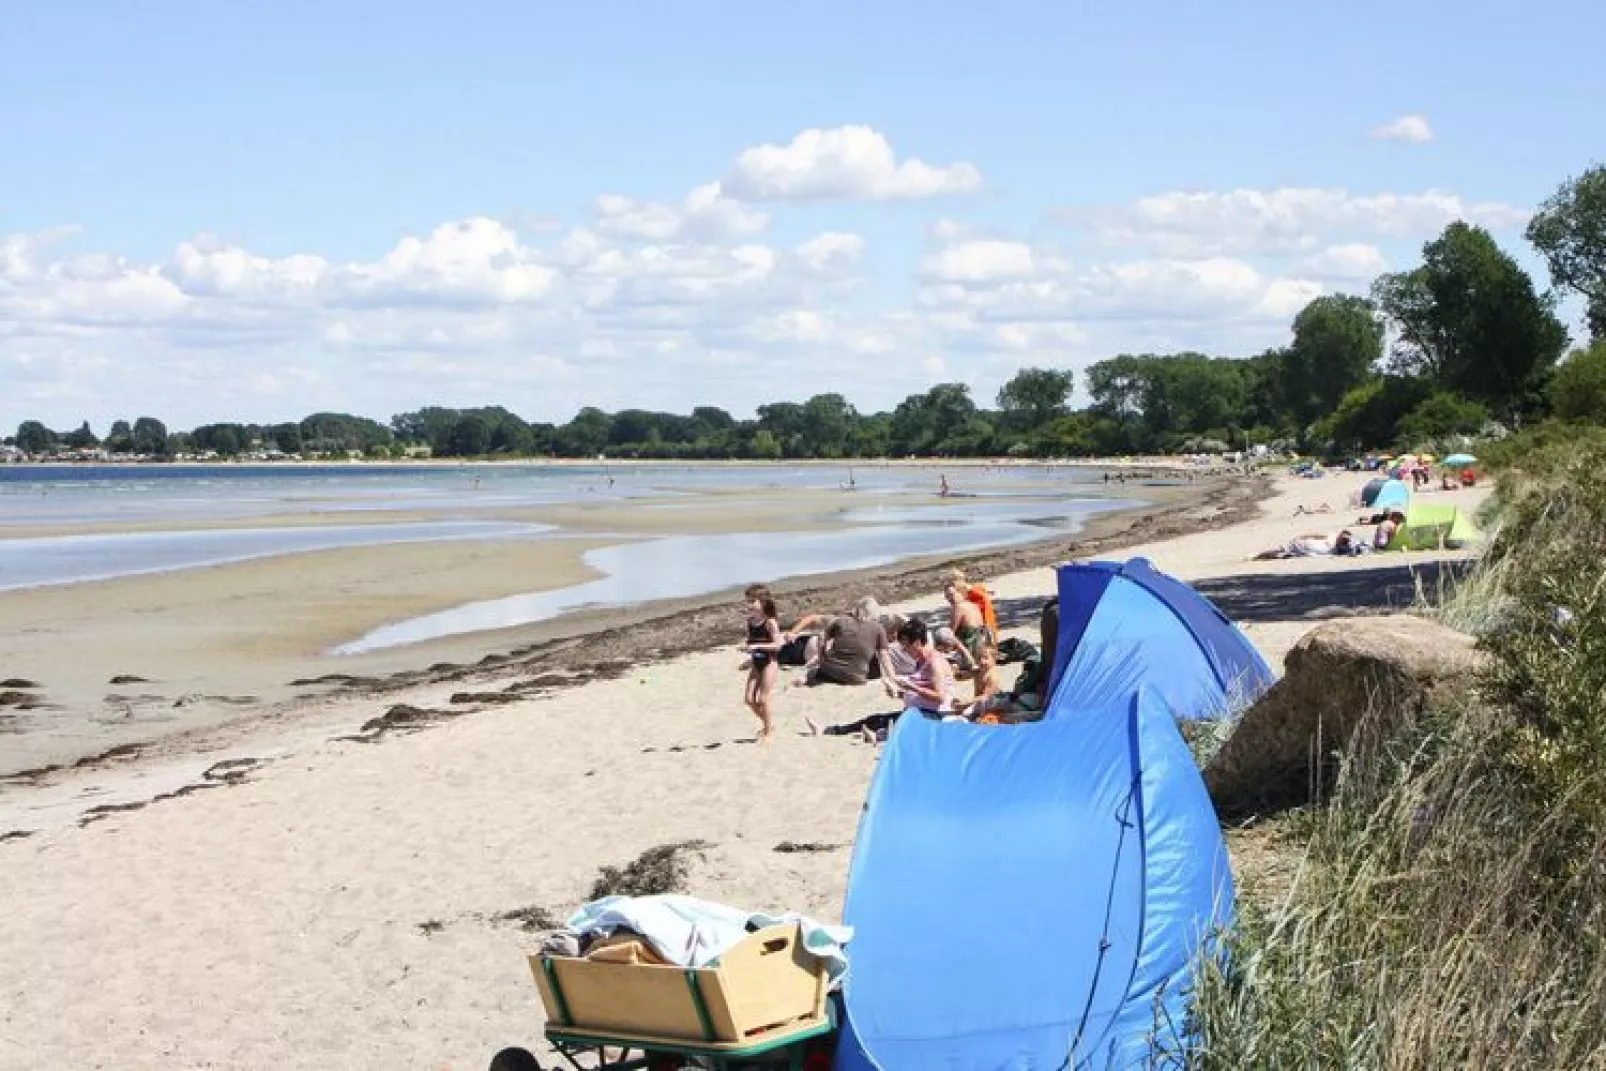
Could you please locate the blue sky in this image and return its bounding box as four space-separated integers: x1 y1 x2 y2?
3 1 1602 431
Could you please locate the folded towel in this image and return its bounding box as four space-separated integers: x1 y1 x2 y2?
565 894 854 987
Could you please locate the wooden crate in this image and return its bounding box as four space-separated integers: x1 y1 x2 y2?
531 923 828 1044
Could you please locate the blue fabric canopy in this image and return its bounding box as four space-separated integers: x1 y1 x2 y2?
1049 558 1274 720
833 688 1234 1070
832 560 1260 1069
1370 479 1410 511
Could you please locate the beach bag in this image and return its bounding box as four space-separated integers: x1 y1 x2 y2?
778 635 813 667
996 637 1038 665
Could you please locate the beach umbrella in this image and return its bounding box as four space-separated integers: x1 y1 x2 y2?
1442 453 1477 468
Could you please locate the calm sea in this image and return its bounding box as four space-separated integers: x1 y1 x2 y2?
0 463 1142 647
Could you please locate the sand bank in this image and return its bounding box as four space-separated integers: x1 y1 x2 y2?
0 482 1143 774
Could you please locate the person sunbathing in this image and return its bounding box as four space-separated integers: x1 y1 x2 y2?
1252 529 1361 560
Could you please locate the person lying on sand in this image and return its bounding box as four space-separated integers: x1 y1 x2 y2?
1252 529 1363 560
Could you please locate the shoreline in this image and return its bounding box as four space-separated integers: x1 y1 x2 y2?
0 474 1256 796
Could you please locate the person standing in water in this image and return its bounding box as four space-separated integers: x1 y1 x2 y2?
741 583 783 742
939 473 951 497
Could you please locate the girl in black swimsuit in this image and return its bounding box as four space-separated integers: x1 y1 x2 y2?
742 583 783 742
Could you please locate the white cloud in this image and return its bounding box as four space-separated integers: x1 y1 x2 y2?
724 125 983 201
2 160 1532 430
794 232 866 274
919 240 1038 284
1370 114 1434 143
1252 278 1326 320
170 236 328 299
1079 187 1527 257
1301 243 1389 280
344 218 556 305
594 182 769 242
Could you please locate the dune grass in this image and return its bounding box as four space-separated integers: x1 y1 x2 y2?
1188 441 1606 1069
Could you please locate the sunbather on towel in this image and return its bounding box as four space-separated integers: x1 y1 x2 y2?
1253 529 1363 560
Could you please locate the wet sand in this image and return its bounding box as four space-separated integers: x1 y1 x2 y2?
0 481 1146 774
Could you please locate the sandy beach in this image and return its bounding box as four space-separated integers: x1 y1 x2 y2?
0 469 1489 1070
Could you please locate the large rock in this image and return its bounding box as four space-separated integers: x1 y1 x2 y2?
1205 615 1486 818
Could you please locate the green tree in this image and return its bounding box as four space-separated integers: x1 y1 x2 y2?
1085 355 1148 421
996 368 1075 432
192 423 249 455
556 407 611 457
15 421 57 455
1313 376 1432 454
755 402 807 456
131 416 169 456
800 393 856 457
608 409 661 448
298 412 391 455
1395 392 1491 446
889 383 977 455
1373 222 1569 421
445 414 492 456
850 413 892 457
267 422 302 453
750 429 782 459
104 419 134 453
62 421 99 449
1549 342 1606 423
390 407 462 452
1527 164 1606 339
1281 295 1384 425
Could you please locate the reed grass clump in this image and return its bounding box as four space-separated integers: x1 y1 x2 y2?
1189 441 1606 1069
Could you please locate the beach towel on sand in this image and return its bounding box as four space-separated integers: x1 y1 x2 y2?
566 894 853 986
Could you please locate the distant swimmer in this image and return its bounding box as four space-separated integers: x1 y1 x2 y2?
844 467 857 491
472 476 482 491
939 473 951 498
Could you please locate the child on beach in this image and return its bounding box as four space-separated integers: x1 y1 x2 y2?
741 583 783 742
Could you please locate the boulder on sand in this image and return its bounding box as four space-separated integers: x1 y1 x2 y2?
1205 615 1486 818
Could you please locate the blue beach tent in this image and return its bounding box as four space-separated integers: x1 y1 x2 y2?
833 560 1267 1070
1047 558 1274 722
1368 479 1410 511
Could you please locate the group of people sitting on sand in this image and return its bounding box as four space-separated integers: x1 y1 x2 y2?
738 568 1051 743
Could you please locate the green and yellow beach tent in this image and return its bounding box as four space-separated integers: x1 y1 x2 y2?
1381 502 1480 552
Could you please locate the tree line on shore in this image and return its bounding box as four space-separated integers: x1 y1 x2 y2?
11 166 1606 464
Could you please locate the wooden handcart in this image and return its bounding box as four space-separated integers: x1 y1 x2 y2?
491 923 837 1070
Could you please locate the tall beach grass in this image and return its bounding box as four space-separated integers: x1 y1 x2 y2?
1188 438 1606 1069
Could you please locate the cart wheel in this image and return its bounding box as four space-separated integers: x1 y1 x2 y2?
488 1046 543 1071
